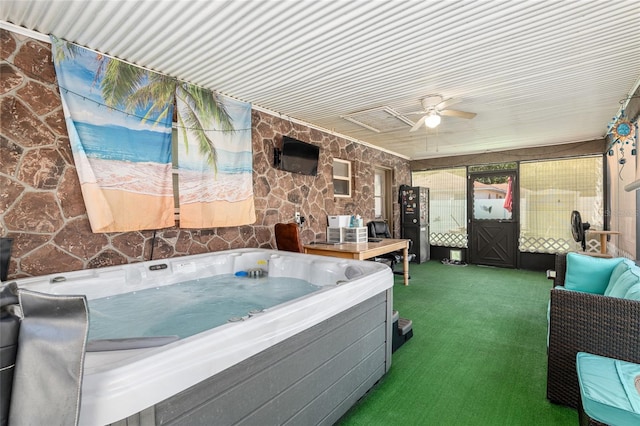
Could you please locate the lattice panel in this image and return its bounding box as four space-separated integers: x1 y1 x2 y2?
430 233 468 248
433 234 606 254
584 237 603 254
519 236 602 254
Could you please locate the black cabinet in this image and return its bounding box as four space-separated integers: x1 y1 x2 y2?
400 186 430 263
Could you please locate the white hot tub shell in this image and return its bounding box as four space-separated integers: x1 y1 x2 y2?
11 248 394 425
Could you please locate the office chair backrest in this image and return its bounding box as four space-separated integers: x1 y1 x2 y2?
367 220 392 239
274 223 304 253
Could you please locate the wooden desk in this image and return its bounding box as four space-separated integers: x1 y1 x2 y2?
303 238 411 286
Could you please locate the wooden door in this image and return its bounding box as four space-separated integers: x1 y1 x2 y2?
468 171 518 268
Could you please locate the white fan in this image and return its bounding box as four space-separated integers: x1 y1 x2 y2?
408 95 476 131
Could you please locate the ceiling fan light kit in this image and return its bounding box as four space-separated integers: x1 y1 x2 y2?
424 111 441 128
408 94 476 132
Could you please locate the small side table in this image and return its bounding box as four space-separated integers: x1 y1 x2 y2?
588 230 620 257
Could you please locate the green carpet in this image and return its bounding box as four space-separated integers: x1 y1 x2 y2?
338 261 576 425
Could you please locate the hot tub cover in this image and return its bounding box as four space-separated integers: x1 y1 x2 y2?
10 289 89 426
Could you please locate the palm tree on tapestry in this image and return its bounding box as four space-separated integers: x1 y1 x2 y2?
52 36 84 63
52 37 234 173
98 59 235 173
174 82 235 174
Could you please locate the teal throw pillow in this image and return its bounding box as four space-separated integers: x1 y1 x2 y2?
564 252 624 294
605 268 640 298
605 259 636 296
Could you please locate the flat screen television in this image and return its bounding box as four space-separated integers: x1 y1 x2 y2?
276 136 320 176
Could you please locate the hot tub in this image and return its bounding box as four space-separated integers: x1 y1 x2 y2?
12 248 393 425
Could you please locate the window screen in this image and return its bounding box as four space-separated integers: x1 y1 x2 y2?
519 156 603 253
412 167 467 248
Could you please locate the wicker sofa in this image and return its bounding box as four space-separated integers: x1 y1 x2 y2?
546 253 640 409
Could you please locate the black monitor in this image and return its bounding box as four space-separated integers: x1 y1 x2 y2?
275 136 319 176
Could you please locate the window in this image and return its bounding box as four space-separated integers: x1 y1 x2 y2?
374 168 384 218
412 167 467 248
333 159 351 197
519 156 603 253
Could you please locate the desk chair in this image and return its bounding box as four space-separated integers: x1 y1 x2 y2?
366 220 414 277
274 223 304 253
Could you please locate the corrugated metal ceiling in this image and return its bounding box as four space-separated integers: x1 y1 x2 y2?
2 0 639 160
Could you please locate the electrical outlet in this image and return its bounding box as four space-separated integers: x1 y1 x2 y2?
294 212 301 224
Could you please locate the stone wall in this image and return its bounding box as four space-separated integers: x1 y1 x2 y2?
0 29 411 280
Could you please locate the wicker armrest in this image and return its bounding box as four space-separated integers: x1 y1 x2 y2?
546 288 640 408
553 253 567 287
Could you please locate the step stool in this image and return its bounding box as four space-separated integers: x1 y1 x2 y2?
392 310 413 353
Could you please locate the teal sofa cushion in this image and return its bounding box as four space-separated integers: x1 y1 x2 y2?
605 268 640 298
605 259 636 295
576 352 640 426
564 253 624 294
624 284 640 301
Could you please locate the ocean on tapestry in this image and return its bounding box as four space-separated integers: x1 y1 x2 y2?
51 36 175 232
176 84 255 228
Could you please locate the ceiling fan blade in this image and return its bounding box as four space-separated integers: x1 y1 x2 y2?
440 109 477 119
435 98 460 110
410 115 427 132
405 110 427 116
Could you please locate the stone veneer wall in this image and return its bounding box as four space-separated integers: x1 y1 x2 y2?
0 29 411 280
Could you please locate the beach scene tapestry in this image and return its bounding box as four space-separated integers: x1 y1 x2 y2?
51 36 175 232
176 84 255 228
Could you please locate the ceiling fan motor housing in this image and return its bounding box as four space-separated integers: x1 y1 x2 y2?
421 95 445 109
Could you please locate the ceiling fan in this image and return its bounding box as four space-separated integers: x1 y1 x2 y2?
408 95 477 131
